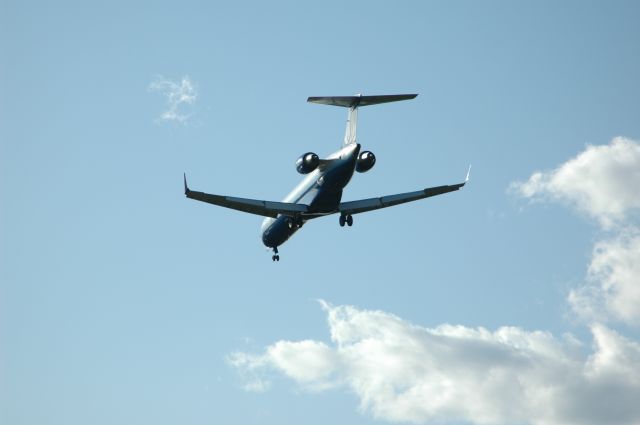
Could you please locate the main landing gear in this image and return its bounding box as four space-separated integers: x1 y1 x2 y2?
272 246 280 262
339 214 353 227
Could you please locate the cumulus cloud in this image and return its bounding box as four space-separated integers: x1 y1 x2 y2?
230 302 640 425
148 75 197 124
510 137 640 229
512 137 640 327
570 231 640 325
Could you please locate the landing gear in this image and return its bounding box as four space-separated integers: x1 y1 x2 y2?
339 214 353 227
287 217 303 229
272 246 280 262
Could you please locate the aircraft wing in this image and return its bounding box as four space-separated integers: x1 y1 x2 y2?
339 168 470 216
184 174 308 218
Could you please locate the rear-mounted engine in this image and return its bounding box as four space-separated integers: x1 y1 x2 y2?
356 151 376 173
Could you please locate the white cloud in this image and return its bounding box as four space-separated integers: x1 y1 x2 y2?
510 137 640 229
149 75 197 124
570 231 640 326
511 137 640 327
230 302 640 425
228 339 339 392
226 351 272 392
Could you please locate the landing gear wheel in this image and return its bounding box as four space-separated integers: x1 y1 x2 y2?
272 247 280 262
339 215 346 227
288 217 303 229
346 214 353 227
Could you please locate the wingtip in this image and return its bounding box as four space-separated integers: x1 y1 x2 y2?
465 165 472 183
183 172 189 195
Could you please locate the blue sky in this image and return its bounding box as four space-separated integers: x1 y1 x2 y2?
2 2 640 424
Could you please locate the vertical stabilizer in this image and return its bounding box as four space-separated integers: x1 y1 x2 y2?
344 106 358 145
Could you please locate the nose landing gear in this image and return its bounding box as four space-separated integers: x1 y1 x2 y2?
272 246 280 262
286 216 304 229
339 214 353 227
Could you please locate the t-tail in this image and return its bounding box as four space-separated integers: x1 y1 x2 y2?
307 94 418 146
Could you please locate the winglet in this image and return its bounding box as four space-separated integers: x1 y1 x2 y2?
465 165 472 183
183 173 190 195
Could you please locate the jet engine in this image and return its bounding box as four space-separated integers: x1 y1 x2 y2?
356 151 376 173
296 152 320 174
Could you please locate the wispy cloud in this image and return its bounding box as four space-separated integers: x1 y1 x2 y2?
230 301 640 425
511 137 640 327
227 351 272 392
149 75 197 124
228 339 339 393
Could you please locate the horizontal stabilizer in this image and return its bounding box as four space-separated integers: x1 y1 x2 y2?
307 94 417 108
309 93 418 146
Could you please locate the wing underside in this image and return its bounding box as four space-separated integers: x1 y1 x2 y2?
184 174 308 218
339 166 470 215
183 167 469 219
339 182 466 215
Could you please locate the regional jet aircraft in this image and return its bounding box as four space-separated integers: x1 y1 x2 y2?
184 94 469 261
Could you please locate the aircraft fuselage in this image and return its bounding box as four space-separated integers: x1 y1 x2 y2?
261 143 361 249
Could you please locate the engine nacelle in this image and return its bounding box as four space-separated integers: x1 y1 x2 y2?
296 152 320 174
356 151 376 173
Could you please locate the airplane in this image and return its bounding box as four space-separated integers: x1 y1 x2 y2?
184 94 470 261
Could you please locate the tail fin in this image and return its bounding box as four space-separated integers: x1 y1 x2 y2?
308 94 418 146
